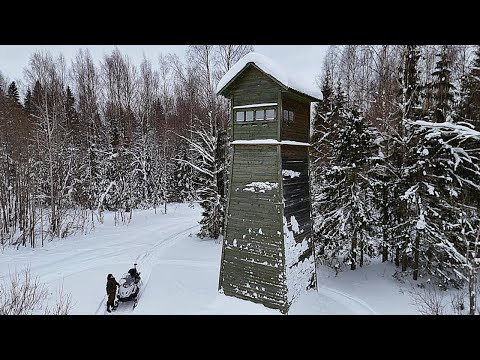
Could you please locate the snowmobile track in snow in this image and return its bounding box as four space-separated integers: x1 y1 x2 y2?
96 224 199 315
317 285 378 315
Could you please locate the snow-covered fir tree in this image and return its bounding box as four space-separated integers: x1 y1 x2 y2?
315 85 379 270
380 45 422 275
169 147 195 203
429 46 456 122
311 74 334 167
179 112 227 239
373 45 422 268
7 81 20 106
397 45 477 285
459 46 480 131
311 75 335 251
409 119 480 286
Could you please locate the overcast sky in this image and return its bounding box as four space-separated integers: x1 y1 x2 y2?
0 45 328 95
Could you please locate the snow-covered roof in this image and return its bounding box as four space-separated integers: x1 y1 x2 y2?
216 52 321 101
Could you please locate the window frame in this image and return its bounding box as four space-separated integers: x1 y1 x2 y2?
283 109 294 124
236 111 245 122
234 107 277 123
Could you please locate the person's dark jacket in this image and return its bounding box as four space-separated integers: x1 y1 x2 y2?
106 277 119 296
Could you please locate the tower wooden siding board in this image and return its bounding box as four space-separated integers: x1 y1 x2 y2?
282 159 311 244
222 273 285 297
281 145 315 305
281 93 311 143
229 67 281 141
229 67 281 107
221 281 286 309
281 145 309 160
233 122 278 141
221 143 287 310
230 149 278 182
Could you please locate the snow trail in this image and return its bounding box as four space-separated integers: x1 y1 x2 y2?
317 285 378 315
99 224 199 315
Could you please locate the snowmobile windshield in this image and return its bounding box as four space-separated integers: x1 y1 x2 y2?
120 274 135 287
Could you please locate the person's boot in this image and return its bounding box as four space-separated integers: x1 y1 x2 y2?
107 304 111 313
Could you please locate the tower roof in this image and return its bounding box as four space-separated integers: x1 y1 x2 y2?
216 52 321 102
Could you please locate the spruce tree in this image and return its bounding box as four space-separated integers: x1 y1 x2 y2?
311 74 334 165
407 119 480 286
430 46 455 122
400 45 421 120
382 45 421 271
64 86 78 133
171 147 195 203
459 46 480 130
24 89 32 115
7 81 20 106
400 45 474 285
180 112 227 240
317 84 378 270
31 80 43 121
311 75 335 253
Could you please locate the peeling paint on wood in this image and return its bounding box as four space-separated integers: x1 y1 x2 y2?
218 63 317 314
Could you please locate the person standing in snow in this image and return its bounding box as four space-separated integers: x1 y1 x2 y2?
106 273 119 313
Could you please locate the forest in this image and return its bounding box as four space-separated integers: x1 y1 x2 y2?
0 45 250 248
0 45 479 313
311 45 480 314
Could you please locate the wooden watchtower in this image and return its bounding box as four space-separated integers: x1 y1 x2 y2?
217 53 320 313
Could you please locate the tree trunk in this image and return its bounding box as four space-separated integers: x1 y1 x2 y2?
382 240 388 262
470 224 480 315
382 183 389 262
351 234 357 271
469 266 476 315
401 242 407 272
395 245 400 267
360 239 364 267
46 108 58 238
413 232 420 280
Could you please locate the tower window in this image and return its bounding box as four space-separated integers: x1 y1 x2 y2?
255 110 265 120
266 109 275 120
235 108 276 123
283 110 294 124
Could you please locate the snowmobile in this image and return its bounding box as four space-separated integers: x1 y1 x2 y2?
113 263 142 310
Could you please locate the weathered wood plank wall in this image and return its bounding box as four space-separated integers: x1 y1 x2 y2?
221 145 287 310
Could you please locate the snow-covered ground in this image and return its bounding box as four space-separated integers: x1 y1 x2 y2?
0 204 422 315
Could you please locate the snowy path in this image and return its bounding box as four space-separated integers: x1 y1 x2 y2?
94 223 199 315
317 285 378 314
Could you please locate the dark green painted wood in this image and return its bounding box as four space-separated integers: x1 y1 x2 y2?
227 220 282 235
281 92 311 143
222 271 285 294
223 247 283 267
277 91 282 144
233 121 278 140
281 149 315 296
229 67 281 107
219 62 317 313
222 290 287 313
221 140 287 310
